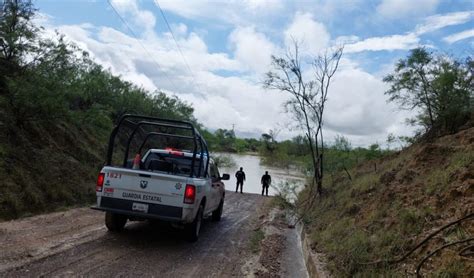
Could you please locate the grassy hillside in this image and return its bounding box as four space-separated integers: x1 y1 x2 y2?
299 124 473 276
0 1 198 220
0 122 103 219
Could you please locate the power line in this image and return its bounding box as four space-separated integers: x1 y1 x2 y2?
106 0 181 94
155 0 204 95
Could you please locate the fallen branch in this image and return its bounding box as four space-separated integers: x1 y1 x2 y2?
415 237 474 277
360 212 473 266
458 244 474 259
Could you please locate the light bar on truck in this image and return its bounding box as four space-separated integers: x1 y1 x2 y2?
165 147 184 156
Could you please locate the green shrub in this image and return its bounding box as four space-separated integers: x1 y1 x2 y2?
249 229 265 253
399 208 424 234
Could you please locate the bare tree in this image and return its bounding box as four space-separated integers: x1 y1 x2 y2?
264 41 343 195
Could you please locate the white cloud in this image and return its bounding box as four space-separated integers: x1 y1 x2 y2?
334 35 360 45
48 22 413 146
284 12 330 55
179 73 290 135
302 0 364 19
345 33 419 53
415 11 474 35
170 23 188 36
377 0 440 19
38 2 421 146
344 11 473 53
443 29 474 44
324 67 412 137
155 0 284 26
229 26 277 73
110 0 156 32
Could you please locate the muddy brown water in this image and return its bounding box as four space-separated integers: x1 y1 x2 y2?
217 153 305 196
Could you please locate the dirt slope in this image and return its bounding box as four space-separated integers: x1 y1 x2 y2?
301 126 473 276
0 122 104 220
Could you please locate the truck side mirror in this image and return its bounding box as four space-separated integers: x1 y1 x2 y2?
221 174 230 180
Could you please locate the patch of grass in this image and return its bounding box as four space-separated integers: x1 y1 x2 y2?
430 254 469 278
312 218 372 275
0 190 22 219
399 208 424 235
443 225 469 242
352 173 379 194
375 228 408 259
270 195 293 210
249 229 265 254
425 151 473 195
352 267 398 278
0 123 101 220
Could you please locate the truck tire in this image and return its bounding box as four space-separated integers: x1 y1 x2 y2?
185 205 203 242
105 212 127 232
212 199 224 221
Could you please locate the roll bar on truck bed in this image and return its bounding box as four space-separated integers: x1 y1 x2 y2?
105 114 209 178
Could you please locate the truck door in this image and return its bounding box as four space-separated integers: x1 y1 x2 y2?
209 162 222 211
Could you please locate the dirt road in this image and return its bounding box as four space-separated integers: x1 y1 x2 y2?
0 191 273 277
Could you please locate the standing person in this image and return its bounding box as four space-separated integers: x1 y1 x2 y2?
261 171 271 196
235 167 246 194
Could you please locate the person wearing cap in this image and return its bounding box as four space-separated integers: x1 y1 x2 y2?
261 171 271 196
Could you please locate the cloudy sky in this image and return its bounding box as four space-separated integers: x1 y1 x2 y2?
36 0 473 146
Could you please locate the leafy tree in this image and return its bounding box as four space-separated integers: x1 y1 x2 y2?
386 133 396 150
213 128 236 151
384 48 472 134
0 0 199 134
0 0 38 62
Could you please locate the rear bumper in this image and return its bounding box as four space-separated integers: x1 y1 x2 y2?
91 197 185 223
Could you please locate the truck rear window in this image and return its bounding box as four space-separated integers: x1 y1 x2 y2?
142 152 206 177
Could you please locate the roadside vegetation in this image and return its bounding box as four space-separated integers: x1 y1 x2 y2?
299 126 473 276
281 48 473 276
0 1 197 219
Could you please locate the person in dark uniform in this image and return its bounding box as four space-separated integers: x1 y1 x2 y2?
235 167 246 193
261 171 271 196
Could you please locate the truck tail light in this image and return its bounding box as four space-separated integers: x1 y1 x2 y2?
96 173 105 192
184 184 196 204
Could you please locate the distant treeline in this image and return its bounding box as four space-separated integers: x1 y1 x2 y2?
202 129 260 153
202 127 391 178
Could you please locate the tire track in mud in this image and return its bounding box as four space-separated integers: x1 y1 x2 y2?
1 191 268 277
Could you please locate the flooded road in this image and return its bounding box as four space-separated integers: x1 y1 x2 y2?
0 192 269 277
218 153 305 196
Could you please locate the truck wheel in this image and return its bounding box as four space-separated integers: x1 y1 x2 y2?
212 199 224 221
185 205 203 242
105 212 127 232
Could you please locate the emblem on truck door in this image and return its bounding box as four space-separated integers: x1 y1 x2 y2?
140 180 148 189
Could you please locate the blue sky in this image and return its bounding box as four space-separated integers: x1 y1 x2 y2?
35 0 473 146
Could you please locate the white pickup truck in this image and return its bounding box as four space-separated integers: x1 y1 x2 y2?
92 115 229 242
